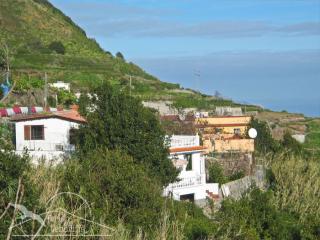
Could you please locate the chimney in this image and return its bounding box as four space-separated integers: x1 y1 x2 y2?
71 104 79 111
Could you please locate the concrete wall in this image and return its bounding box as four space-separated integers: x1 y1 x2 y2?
142 101 178 115
215 107 243 116
214 139 254 153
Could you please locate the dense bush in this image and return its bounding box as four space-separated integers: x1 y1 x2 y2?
208 162 227 185
281 131 304 155
48 41 65 55
76 82 178 186
56 89 76 106
214 188 301 240
15 75 44 92
248 118 281 154
62 148 163 231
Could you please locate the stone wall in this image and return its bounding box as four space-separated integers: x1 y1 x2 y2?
206 152 254 176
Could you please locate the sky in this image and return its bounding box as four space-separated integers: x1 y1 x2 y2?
50 0 320 117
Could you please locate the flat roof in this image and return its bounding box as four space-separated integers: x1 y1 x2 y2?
170 146 206 153
195 123 248 127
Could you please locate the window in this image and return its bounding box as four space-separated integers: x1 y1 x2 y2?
234 128 241 135
69 128 77 145
24 125 44 140
185 154 192 170
215 128 223 134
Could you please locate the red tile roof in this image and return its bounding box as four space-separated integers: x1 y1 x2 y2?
54 110 86 123
195 123 248 128
160 115 180 121
10 110 86 123
170 146 206 153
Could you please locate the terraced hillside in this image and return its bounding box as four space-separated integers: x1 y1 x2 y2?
0 0 257 110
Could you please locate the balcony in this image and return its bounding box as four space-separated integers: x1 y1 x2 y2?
168 176 203 189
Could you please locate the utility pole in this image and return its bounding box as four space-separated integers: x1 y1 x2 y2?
194 69 200 92
129 75 132 96
44 72 48 110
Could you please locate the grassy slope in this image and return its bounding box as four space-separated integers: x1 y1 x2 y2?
304 119 320 158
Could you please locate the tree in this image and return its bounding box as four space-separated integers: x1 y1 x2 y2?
281 131 303 155
62 148 163 230
48 41 65 54
248 118 280 154
76 82 178 185
214 188 301 240
208 162 227 185
116 51 125 60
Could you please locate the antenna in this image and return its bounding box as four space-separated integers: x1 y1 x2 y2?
194 69 200 92
129 75 132 96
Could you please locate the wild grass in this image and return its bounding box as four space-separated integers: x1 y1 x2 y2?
264 152 320 224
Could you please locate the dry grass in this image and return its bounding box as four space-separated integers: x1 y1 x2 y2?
264 153 320 223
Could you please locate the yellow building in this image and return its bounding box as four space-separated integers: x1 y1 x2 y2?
195 116 254 153
195 116 251 135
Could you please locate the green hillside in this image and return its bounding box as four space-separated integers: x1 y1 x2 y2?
0 0 260 111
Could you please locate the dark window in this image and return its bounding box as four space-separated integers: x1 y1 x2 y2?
185 154 192 170
31 125 44 140
234 128 241 135
69 128 77 145
180 193 194 202
215 128 223 134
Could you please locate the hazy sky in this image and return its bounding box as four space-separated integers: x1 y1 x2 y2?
50 0 320 116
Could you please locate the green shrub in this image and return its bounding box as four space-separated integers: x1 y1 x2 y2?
57 89 76 106
281 131 303 155
228 170 245 181
214 188 301 240
248 118 281 154
62 148 163 232
48 41 65 54
15 75 44 92
208 162 227 185
76 82 178 186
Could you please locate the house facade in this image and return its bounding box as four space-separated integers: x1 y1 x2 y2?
195 116 254 153
163 135 219 202
11 110 86 162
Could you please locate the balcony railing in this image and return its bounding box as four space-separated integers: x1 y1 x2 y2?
168 176 203 189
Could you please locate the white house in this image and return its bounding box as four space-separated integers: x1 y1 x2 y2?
11 110 86 163
163 135 219 202
50 81 70 91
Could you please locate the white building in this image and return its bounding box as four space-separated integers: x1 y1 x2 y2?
50 81 70 91
11 110 86 163
163 135 219 202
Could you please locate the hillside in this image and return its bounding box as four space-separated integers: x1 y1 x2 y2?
0 0 256 111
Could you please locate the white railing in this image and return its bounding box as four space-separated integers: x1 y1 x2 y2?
170 135 199 148
168 176 202 189
19 142 75 152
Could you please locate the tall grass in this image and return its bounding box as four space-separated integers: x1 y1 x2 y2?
23 163 187 239
270 154 320 222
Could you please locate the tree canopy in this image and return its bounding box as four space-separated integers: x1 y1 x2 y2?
76 82 178 185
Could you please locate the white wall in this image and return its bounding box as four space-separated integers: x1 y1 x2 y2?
15 118 79 161
50 82 70 91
